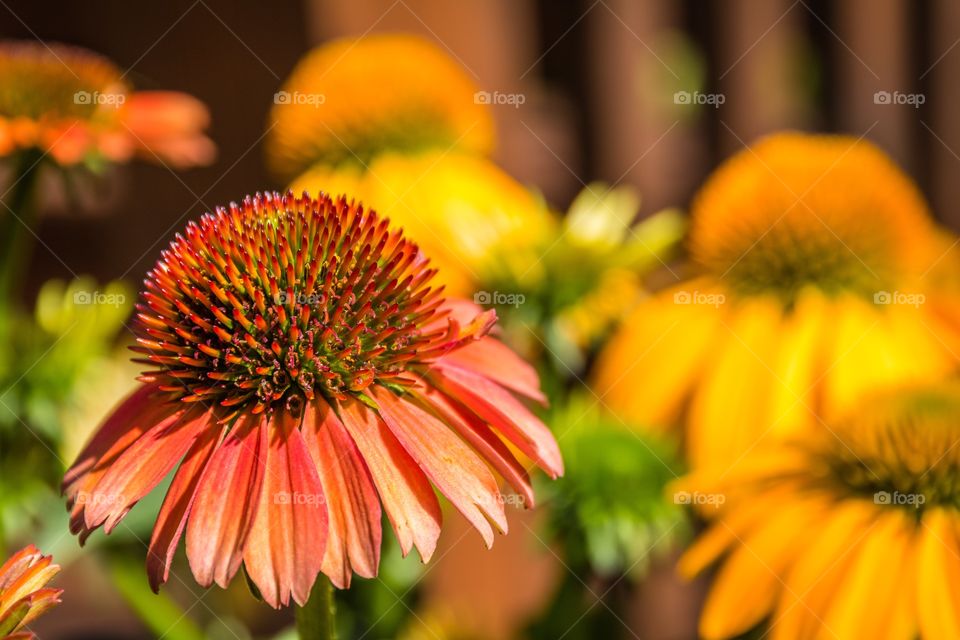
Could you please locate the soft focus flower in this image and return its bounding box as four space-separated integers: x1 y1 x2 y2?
0 545 61 640
63 191 562 608
291 151 556 296
0 40 213 168
266 34 494 182
676 382 960 640
593 133 960 469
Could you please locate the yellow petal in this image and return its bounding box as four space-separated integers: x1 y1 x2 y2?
592 279 722 433
918 508 960 640
698 495 826 639
687 296 783 470
820 508 917 640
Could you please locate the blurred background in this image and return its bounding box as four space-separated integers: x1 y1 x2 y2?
2 0 957 638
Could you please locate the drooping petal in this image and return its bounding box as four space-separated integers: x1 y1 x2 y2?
83 406 213 533
147 422 226 593
434 336 546 404
417 385 534 507
372 386 506 547
302 399 382 588
243 411 328 608
186 414 267 589
918 508 960 640
336 396 441 562
430 366 563 478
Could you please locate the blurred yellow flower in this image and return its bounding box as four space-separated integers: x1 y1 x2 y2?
676 382 960 640
291 151 556 296
593 133 960 469
266 34 494 182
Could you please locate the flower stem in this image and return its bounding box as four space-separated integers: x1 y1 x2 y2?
0 150 44 306
295 575 337 640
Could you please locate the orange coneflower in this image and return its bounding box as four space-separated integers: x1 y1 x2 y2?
593 132 960 469
63 191 562 608
676 381 960 640
0 40 213 168
265 34 494 182
0 545 61 640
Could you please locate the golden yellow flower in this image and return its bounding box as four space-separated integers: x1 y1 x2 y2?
265 34 494 182
593 133 960 469
291 151 556 296
676 381 960 640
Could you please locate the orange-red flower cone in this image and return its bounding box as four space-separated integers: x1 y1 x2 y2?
0 546 62 640
63 191 562 608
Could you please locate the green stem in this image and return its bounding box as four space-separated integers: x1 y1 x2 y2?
295 575 337 640
0 150 44 306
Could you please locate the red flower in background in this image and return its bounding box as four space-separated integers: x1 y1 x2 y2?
63 191 562 608
0 40 213 168
0 546 61 640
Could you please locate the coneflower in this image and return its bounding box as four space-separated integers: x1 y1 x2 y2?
0 545 61 640
63 191 563 613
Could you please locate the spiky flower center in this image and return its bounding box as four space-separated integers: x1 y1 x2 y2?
688 134 935 304
814 385 960 512
0 41 126 121
134 192 455 418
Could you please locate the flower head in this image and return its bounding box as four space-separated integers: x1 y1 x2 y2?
63 191 562 608
266 34 494 181
290 152 555 296
593 132 960 468
0 40 213 167
677 382 960 640
0 545 61 640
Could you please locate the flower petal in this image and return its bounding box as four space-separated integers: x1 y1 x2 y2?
83 406 212 533
335 396 441 562
435 336 546 404
417 385 534 508
243 411 328 608
430 366 563 478
147 422 226 593
186 414 267 589
372 386 506 547
302 400 382 589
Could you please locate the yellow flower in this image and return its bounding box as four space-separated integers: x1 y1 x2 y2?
593 133 960 469
291 151 556 296
266 34 494 182
676 381 960 640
